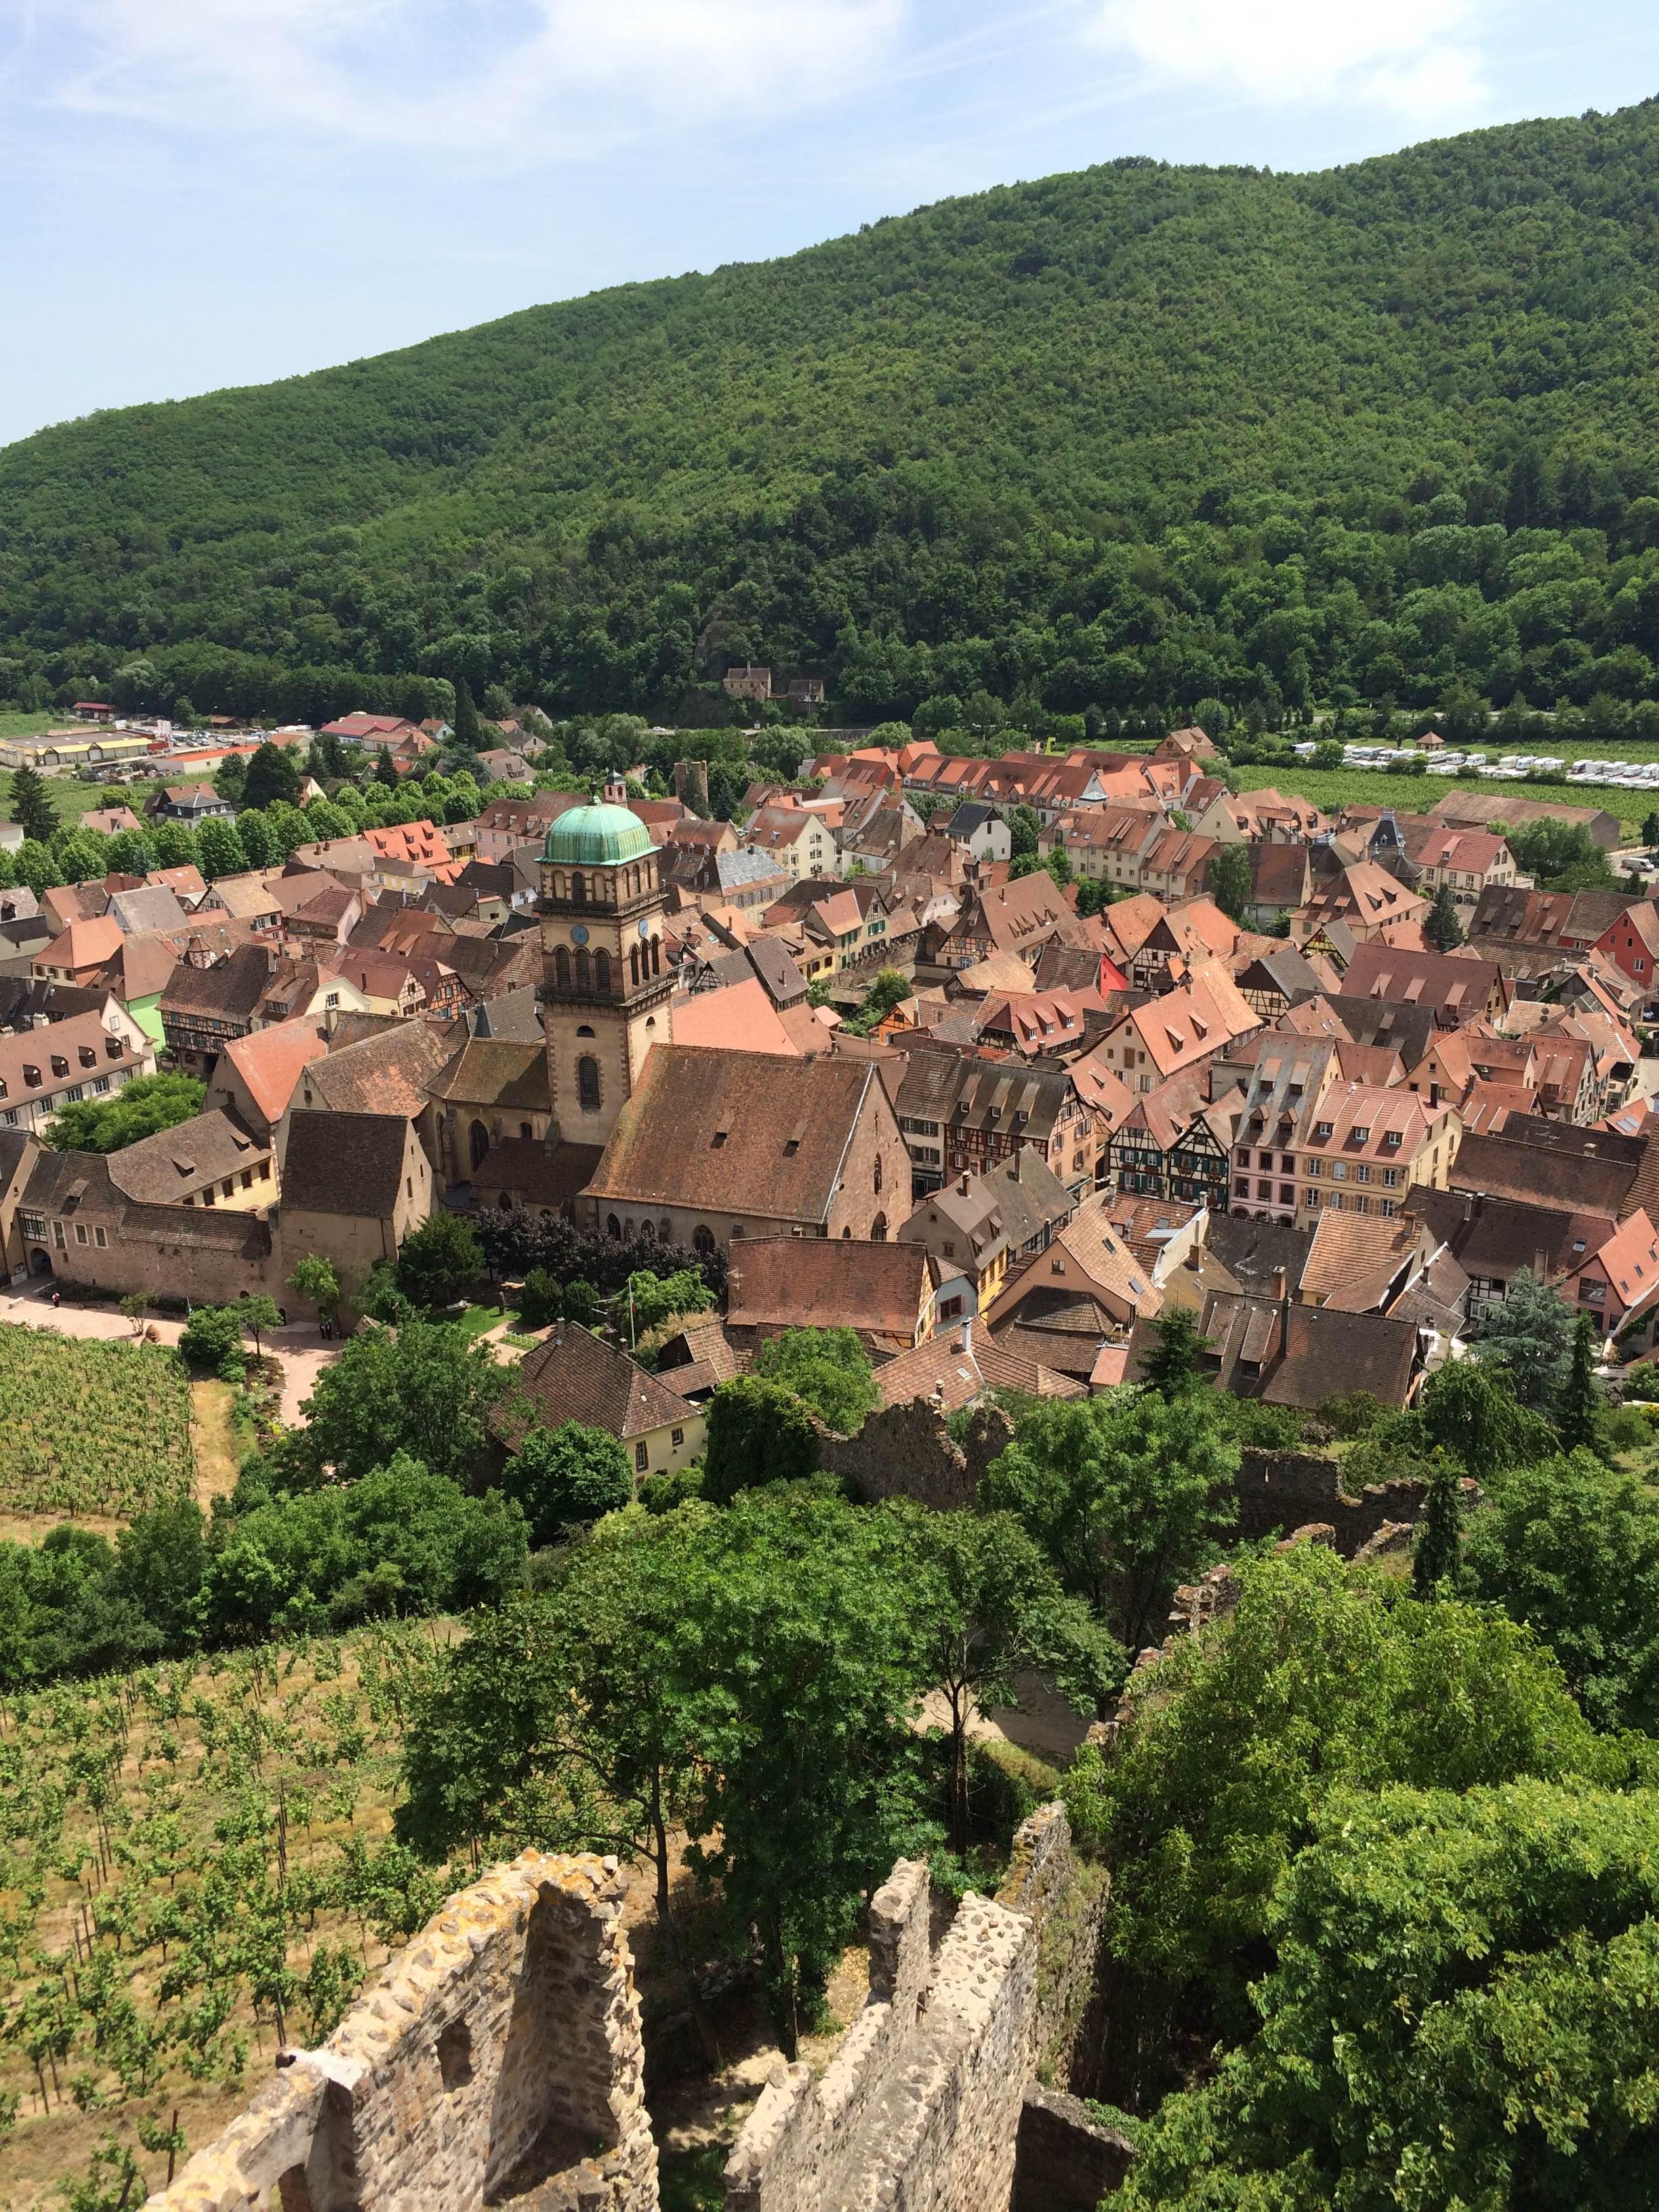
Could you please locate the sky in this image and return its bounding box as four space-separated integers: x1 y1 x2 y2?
3 0 1658 450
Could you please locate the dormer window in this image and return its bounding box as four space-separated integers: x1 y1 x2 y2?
79 1046 96 1067
50 1057 68 1078
1315 1122 1333 1139
24 1066 40 1088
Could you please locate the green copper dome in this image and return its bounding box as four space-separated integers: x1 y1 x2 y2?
542 801 657 868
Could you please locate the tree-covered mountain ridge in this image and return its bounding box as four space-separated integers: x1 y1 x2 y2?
6 96 1659 726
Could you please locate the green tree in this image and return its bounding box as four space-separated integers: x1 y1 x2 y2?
840 967 912 1038
1645 806 1659 855
241 741 302 811
393 1212 484 1309
1062 1545 1611 2097
502 1422 634 1544
896 1506 1120 1850
237 1294 281 1360
751 1326 880 1433
236 809 277 868
1417 1356 1552 1478
621 1267 713 1338
374 747 401 790
703 1377 820 1502
1207 841 1252 924
194 817 248 879
1465 1450 1659 1732
1411 1461 1466 1597
45 1073 205 1154
150 821 198 869
1124 1782 1659 2211
451 677 480 750
1557 1307 1604 1454
178 1303 244 1371
1137 1308 1210 1397
981 1386 1238 1650
6 764 56 844
292 1313 510 1486
119 1292 149 1337
1311 739 1343 770
1006 804 1040 859
1471 1268 1576 1412
287 1252 340 1317
1424 881 1465 948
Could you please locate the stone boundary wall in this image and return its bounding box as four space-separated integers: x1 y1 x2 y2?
819 1401 1014 1512
996 1805 1107 2093
144 1850 657 2212
724 1855 1038 2212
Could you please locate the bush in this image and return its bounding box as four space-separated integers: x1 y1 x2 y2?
179 1303 244 1370
1315 1390 1385 1439
703 1377 821 1502
394 1212 485 1309
499 1421 634 1544
518 1269 562 1328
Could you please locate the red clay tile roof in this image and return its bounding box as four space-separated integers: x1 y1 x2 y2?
586 1046 890 1226
726 1236 935 1338
499 1323 697 1444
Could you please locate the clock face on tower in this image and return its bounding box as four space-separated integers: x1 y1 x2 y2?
571 924 590 944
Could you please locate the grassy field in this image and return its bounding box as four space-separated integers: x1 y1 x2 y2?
0 1625 458 2207
1231 762 1659 839
0 770 103 834
0 1327 196 1522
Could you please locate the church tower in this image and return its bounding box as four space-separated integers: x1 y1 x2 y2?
539 800 674 1147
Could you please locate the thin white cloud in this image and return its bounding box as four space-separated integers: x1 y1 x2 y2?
1083 0 1490 123
43 0 906 152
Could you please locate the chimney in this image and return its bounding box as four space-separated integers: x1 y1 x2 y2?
962 1313 973 1355
1185 1243 1202 1271
958 1173 970 1195
1271 1265 1287 1303
1462 1193 1473 1223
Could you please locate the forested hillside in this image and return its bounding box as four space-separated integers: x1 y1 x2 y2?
5 100 1659 726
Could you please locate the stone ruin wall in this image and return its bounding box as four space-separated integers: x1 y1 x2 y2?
819 1401 1015 1513
723 1858 1036 2212
145 1851 656 2212
995 1803 1107 2095
1235 1447 1443 1555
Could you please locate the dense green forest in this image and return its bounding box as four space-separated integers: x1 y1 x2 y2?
7 103 1659 730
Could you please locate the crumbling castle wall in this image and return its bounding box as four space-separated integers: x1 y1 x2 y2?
996 1804 1107 2093
1235 1448 1437 1554
144 1851 657 2212
725 1811 1102 2212
820 1401 1013 1513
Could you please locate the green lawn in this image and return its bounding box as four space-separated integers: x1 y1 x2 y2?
1231 763 1659 838
0 766 106 832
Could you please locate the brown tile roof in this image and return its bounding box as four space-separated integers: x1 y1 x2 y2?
499 1323 696 1445
280 1109 411 1218
221 1018 328 1127
586 1046 890 1227
104 1107 268 1204
1298 1209 1422 1314
427 1038 550 1115
299 1018 456 1118
872 1326 1084 1410
1447 1122 1641 1216
161 943 274 1023
1340 942 1504 1023
474 1136 602 1209
672 976 803 1057
39 915 125 972
0 1012 145 1111
726 1236 935 1340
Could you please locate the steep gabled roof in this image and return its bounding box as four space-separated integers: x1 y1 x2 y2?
280 1109 411 1217
499 1323 697 1444
586 1046 885 1225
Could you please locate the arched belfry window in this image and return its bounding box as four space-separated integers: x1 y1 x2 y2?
595 949 611 994
578 1056 601 1110
554 945 571 989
